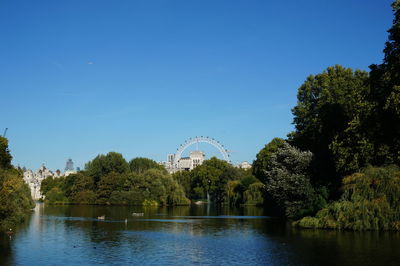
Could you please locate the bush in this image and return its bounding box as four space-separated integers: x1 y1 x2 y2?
109 191 145 205
45 187 68 204
143 199 158 206
71 190 96 204
264 143 326 218
0 169 35 228
295 166 400 230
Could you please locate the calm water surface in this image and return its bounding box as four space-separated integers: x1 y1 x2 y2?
1 203 400 265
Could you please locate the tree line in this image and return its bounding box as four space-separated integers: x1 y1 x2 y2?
40 154 263 207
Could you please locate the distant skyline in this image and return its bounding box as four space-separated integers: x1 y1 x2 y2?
0 0 394 170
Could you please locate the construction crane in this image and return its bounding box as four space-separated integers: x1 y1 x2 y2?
3 128 8 137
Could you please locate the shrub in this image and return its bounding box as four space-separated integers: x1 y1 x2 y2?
295 166 400 230
45 187 68 204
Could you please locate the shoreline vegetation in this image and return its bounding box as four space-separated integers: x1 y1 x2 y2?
1 0 399 232
40 155 264 208
0 137 34 230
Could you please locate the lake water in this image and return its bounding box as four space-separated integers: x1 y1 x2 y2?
1 203 400 265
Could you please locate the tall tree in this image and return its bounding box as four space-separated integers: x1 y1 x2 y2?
289 65 370 188
129 157 165 174
0 137 34 228
0 136 12 169
85 152 129 185
252 138 285 183
264 143 324 219
369 0 400 166
190 157 233 203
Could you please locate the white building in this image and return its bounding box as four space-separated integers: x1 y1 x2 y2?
23 164 56 200
162 151 205 173
236 161 252 170
23 159 78 200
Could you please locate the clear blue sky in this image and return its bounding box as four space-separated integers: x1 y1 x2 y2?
0 0 394 171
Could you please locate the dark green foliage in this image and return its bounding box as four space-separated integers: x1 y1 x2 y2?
225 171 260 206
68 172 94 199
264 143 327 219
252 138 285 183
41 176 65 196
109 190 144 205
0 137 12 169
170 157 263 206
368 0 400 167
281 1 400 228
243 182 265 206
0 138 34 229
85 152 129 185
289 2 400 193
0 169 35 227
45 187 68 204
129 157 166 174
172 170 191 195
295 166 400 230
42 154 190 206
290 65 370 187
190 157 236 203
96 172 126 204
71 190 96 204
225 180 243 206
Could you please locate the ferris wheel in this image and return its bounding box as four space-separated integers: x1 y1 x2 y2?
173 136 230 167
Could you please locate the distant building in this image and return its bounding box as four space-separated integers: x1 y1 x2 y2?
167 154 175 164
64 158 77 176
189 151 205 169
236 161 252 170
23 164 55 200
65 158 74 171
23 159 78 200
161 151 205 173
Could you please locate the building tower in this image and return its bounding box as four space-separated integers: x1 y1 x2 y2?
65 159 74 172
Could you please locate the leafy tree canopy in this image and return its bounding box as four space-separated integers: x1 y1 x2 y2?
253 138 285 183
264 143 326 219
129 157 165 174
289 65 371 188
368 0 400 166
85 152 129 184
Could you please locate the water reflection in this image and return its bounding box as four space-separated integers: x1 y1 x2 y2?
1 203 400 265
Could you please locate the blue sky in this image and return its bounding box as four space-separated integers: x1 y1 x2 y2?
0 0 394 171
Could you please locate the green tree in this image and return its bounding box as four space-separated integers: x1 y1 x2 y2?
96 172 126 204
368 0 400 166
85 152 129 185
0 137 34 228
0 136 12 169
295 165 400 231
172 170 191 196
72 190 96 204
289 65 370 189
225 180 243 206
45 187 68 204
190 157 233 203
0 168 34 227
253 138 285 184
243 182 265 206
129 157 165 174
264 143 325 219
41 176 65 197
